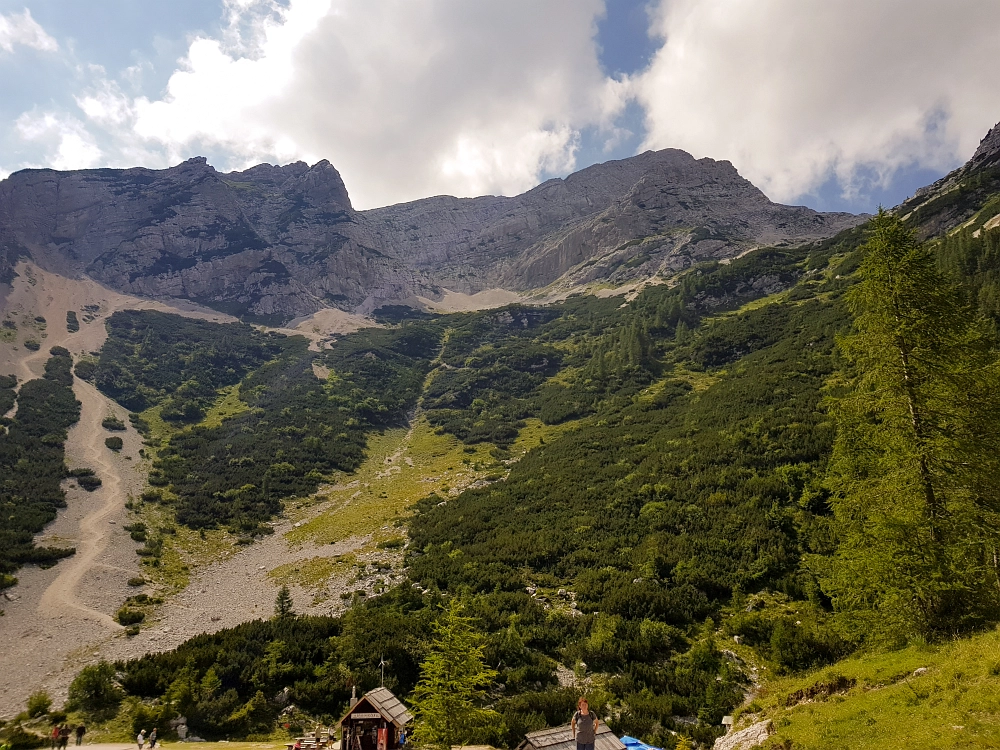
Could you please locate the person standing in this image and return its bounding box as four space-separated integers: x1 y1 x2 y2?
75 725 86 747
51 724 60 750
148 729 157 749
571 697 599 750
58 725 71 750
137 729 146 750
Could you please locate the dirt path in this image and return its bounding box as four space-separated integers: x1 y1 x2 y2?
0 263 233 717
38 378 127 630
2 265 131 628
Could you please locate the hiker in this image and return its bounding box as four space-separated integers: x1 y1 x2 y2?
137 729 146 750
75 725 86 746
148 729 157 749
571 697 599 750
51 724 61 750
58 725 71 750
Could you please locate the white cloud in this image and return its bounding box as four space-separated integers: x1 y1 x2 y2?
115 0 614 208
0 9 58 54
634 0 1000 204
76 75 135 126
16 111 102 170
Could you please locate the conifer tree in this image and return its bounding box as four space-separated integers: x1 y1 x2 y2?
411 597 501 750
274 585 294 618
818 210 1000 642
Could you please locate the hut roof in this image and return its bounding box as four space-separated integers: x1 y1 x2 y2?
341 688 413 729
518 723 624 750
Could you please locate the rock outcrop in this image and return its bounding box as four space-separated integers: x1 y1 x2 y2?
713 720 773 750
0 148 865 321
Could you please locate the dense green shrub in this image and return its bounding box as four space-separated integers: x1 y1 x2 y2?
66 311 79 333
67 661 123 716
25 690 51 718
125 523 147 542
725 610 845 673
101 416 126 431
0 724 46 749
0 354 80 584
116 607 145 626
73 359 96 380
104 436 124 451
77 475 102 491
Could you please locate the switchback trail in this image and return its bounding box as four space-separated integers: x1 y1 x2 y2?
37 378 127 630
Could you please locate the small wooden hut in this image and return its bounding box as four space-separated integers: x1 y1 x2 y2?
340 688 413 750
517 723 626 750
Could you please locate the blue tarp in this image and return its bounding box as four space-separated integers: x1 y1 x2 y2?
620 736 660 750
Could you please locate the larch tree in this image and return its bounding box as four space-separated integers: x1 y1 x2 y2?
410 597 501 750
818 210 1000 643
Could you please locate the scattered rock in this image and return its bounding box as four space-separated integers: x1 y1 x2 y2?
913 667 929 677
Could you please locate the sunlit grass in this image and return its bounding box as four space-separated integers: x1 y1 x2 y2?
284 417 496 548
139 403 175 446
735 288 791 314
670 365 720 392
749 626 1000 749
509 417 578 455
201 384 249 427
270 554 356 590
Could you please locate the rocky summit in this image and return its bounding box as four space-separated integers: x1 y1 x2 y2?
0 149 862 321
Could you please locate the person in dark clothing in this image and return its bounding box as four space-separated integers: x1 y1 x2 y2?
58 725 71 750
75 725 86 746
571 697 599 750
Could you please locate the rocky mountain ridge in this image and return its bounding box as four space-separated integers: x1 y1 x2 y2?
899 121 1000 239
0 148 863 321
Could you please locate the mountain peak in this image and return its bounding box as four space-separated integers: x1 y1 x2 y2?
0 147 863 321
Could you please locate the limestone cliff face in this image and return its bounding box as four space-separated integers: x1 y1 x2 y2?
0 148 865 320
497 150 859 290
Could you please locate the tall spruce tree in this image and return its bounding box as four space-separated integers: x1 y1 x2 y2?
817 210 1000 642
410 597 500 750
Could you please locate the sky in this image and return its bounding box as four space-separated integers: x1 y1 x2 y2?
1 1 999 213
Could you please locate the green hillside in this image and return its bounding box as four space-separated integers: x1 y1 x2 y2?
5 148 1000 750
746 624 1000 749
